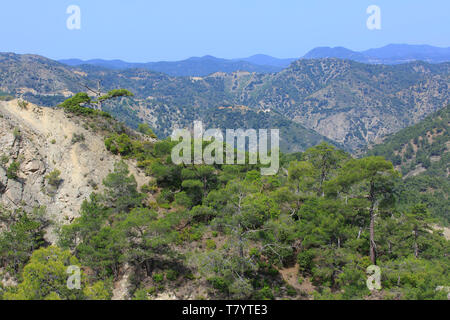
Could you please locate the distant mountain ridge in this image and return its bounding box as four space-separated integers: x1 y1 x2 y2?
304 44 450 64
59 55 287 77
2 52 450 152
59 44 450 77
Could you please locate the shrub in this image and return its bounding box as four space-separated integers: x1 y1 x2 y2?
156 189 174 205
206 239 217 250
132 289 149 300
6 161 20 179
152 273 164 283
17 100 29 109
208 277 228 293
71 133 85 144
137 123 157 139
166 269 178 281
286 285 297 297
13 128 21 140
297 249 315 274
45 169 62 187
105 134 133 156
141 183 157 194
254 286 274 300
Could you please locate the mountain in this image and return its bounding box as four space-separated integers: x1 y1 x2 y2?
0 53 83 105
59 58 135 70
67 58 449 150
59 55 283 76
366 105 449 223
362 44 450 64
303 47 368 61
58 44 450 78
2 52 450 152
1 98 449 301
236 54 296 68
303 44 450 64
231 59 450 149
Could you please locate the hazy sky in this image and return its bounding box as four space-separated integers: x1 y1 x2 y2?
0 0 449 62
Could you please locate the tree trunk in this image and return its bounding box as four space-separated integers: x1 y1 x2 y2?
144 259 153 277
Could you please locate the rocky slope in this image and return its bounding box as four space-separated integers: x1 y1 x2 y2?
0 99 148 242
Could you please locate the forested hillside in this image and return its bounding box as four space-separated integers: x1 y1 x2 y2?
1 98 448 300
1 53 449 152
367 105 449 224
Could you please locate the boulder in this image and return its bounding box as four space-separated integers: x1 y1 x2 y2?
22 159 42 173
4 179 23 205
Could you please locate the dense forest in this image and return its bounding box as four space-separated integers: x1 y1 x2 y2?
367 105 449 224
0 98 448 300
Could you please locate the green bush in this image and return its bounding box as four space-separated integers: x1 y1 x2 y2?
286 285 297 297
297 249 315 274
209 277 228 293
6 161 20 179
105 134 133 156
166 269 178 281
206 239 217 250
45 169 62 187
132 289 148 300
71 133 85 144
253 286 274 300
17 100 29 109
152 273 164 283
137 123 157 139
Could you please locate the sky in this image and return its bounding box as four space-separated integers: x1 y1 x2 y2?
0 0 449 62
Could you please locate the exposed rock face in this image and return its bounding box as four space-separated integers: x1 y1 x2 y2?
0 100 148 243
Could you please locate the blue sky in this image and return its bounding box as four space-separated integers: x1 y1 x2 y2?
0 0 449 62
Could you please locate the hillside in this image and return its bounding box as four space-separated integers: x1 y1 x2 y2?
367 105 449 224
0 99 150 243
1 53 450 152
1 97 449 300
235 59 450 149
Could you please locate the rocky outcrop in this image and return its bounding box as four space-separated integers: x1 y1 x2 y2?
0 100 149 243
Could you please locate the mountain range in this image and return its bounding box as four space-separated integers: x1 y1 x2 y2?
58 44 450 77
1 47 449 301
59 55 288 77
1 50 449 152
